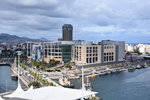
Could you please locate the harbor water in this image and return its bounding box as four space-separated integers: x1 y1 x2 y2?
72 67 150 100
0 66 26 93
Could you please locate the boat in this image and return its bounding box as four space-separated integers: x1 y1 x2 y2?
144 62 149 68
104 70 111 75
128 67 135 72
88 69 97 78
105 68 112 74
59 75 74 88
81 67 102 100
11 74 18 81
84 77 92 91
99 72 106 76
111 69 117 73
106 67 111 71
89 74 96 78
116 68 123 73
136 64 142 69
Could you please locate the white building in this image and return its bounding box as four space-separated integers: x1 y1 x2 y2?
136 44 150 54
31 43 43 61
125 44 134 52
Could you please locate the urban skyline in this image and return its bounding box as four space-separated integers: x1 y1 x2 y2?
0 0 149 43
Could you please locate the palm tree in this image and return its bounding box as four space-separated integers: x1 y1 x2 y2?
28 81 41 88
64 62 72 70
40 64 46 71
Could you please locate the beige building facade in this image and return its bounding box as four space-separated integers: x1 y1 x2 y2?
103 45 116 63
72 45 101 65
72 44 116 65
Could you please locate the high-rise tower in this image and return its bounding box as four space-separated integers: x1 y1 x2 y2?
62 24 73 41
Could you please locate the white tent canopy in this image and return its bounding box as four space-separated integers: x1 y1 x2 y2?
0 96 4 100
12 83 24 94
4 86 97 100
27 85 33 91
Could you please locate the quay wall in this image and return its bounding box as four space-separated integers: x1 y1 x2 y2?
0 63 11 66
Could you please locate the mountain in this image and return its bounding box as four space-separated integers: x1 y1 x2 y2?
0 33 49 43
39 38 49 42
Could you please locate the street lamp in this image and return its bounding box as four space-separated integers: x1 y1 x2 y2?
17 51 21 84
79 62 86 100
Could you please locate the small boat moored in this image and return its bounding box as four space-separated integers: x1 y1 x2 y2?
128 67 135 72
136 64 142 69
11 74 18 81
111 69 117 73
59 75 74 88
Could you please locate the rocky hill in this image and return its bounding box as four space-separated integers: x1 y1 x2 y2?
0 33 48 43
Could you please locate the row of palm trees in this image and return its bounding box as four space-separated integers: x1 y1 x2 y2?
19 63 55 88
29 70 55 87
20 63 27 70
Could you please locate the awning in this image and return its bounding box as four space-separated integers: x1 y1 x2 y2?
4 86 97 100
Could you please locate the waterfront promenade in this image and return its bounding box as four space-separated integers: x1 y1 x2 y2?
42 61 150 80
11 63 62 87
43 61 130 80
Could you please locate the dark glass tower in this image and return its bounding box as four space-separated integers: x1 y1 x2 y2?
62 24 73 41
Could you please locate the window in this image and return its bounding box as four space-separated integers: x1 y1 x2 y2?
89 58 92 63
93 58 95 63
106 56 108 61
109 56 111 61
112 57 114 61
104 56 106 61
86 58 89 63
95 57 98 62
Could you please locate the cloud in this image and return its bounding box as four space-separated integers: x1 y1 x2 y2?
0 0 149 43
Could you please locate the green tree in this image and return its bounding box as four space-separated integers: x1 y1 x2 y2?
64 63 72 69
31 60 41 69
28 81 41 88
40 64 46 71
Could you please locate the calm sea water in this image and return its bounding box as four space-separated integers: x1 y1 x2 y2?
0 66 26 93
72 67 150 100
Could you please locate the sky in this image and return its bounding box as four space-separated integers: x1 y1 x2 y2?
0 0 150 43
